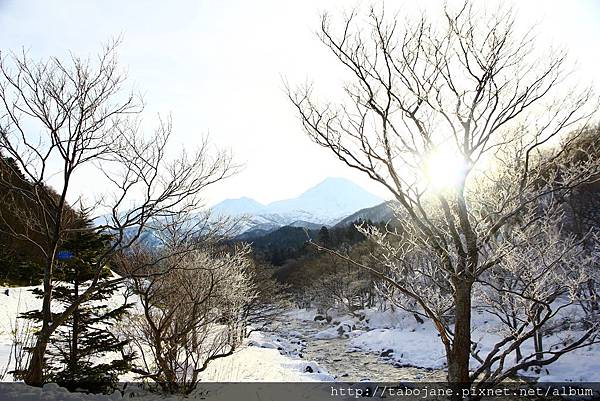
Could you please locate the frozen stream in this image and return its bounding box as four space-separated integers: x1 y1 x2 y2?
265 316 447 382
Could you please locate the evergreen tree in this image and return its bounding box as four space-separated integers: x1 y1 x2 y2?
317 226 332 247
22 218 134 393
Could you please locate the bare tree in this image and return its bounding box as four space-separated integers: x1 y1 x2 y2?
303 248 378 316
473 201 598 383
288 1 599 388
239 260 292 338
120 244 256 394
0 41 236 386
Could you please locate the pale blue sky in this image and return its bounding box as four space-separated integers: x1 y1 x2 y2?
1 0 599 206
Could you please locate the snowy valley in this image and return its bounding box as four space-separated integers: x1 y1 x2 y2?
2 284 600 400
2 1 600 400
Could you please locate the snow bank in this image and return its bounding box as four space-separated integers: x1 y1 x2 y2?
536 344 600 382
0 286 333 385
197 345 331 381
350 327 446 369
315 320 357 340
0 383 123 401
204 331 332 381
0 287 41 381
287 306 600 382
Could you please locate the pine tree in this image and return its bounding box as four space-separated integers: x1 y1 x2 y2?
22 218 134 393
317 226 332 247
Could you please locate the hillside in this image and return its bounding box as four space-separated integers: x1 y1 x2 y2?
334 201 396 227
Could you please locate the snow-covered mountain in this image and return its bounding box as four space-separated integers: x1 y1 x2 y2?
212 177 384 226
212 196 267 215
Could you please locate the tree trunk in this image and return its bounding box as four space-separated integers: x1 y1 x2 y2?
515 344 523 363
71 271 80 373
24 334 50 386
448 280 473 399
510 312 522 362
533 321 543 365
25 255 55 386
588 279 598 313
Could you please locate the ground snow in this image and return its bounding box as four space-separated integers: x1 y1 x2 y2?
198 331 333 382
2 285 600 401
350 326 447 369
0 285 333 392
0 383 125 401
298 309 600 382
285 306 600 382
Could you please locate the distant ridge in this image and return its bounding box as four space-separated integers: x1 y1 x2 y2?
211 177 385 226
212 196 266 215
334 201 397 227
286 220 325 230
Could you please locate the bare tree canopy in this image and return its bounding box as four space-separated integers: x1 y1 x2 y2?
120 244 257 394
288 1 600 388
0 40 237 386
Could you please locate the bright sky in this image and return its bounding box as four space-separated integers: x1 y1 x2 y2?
1 0 599 206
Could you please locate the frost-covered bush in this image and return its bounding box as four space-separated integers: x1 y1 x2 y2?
122 244 257 394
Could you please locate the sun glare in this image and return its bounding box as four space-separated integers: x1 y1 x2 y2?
423 149 468 191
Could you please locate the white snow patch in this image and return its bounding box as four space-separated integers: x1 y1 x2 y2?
350 327 446 369
283 308 318 322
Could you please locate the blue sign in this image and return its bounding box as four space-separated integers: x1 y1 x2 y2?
56 250 74 261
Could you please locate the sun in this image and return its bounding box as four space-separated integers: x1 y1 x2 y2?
423 148 468 191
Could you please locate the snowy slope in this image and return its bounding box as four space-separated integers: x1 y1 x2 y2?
334 201 396 227
211 197 267 215
211 177 385 226
286 307 600 383
0 285 333 385
266 177 383 219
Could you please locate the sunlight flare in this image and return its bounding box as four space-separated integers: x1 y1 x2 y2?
423 148 468 191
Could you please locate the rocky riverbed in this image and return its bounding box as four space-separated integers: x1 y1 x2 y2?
263 312 447 382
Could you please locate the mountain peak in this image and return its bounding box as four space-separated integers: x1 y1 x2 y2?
212 176 384 225
319 176 351 184
212 197 265 215
300 176 369 196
